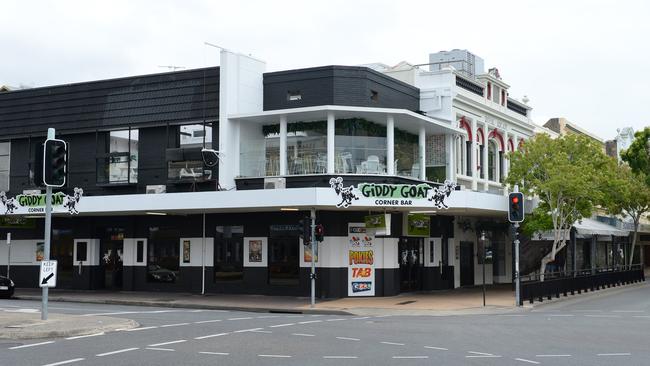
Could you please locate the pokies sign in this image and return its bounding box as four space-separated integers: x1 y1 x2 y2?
330 177 456 209
348 223 375 296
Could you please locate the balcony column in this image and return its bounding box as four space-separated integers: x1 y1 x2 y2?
482 123 489 191
279 115 287 175
445 134 456 183
418 125 426 181
327 112 335 174
470 118 478 191
386 115 395 175
503 129 509 195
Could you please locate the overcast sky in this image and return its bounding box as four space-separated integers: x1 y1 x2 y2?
3 0 649 140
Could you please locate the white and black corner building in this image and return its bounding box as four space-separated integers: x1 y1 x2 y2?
0 49 537 297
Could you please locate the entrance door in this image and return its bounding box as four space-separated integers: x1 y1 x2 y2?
460 241 474 287
644 245 650 268
399 238 423 292
101 240 124 289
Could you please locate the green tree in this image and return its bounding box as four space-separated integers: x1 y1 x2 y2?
506 134 614 280
606 166 650 268
621 127 650 185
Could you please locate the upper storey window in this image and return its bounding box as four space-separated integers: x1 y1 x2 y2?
97 129 139 184
0 142 9 192
335 119 387 174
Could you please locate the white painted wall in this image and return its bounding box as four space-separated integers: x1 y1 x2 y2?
0 239 44 265
73 239 100 266
122 238 147 267
179 237 214 267
218 50 266 189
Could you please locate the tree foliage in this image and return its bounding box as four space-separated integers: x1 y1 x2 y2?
506 134 615 279
621 127 650 185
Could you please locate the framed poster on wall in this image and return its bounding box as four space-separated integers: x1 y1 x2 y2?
248 240 262 263
244 237 268 267
182 240 191 263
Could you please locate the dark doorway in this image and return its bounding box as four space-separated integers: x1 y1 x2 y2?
101 239 124 290
399 237 423 292
460 241 474 286
268 235 299 286
644 246 650 267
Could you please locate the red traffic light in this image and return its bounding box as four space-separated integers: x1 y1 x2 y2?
511 196 519 204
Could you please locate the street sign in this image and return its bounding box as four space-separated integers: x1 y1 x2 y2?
39 260 57 288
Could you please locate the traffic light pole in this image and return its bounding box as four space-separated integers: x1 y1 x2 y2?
42 127 55 320
310 208 316 308
514 222 520 307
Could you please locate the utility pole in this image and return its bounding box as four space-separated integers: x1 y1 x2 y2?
42 128 55 320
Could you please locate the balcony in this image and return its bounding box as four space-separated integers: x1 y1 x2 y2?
166 147 212 183
96 152 138 185
506 99 528 116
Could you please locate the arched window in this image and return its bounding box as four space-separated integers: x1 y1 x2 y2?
488 140 499 181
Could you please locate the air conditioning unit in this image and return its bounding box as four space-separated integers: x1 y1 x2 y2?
264 177 286 189
22 189 42 195
146 185 166 194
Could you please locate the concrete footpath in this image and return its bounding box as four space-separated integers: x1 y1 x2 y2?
13 285 521 316
0 311 138 340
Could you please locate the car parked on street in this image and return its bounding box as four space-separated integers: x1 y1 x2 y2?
0 276 15 299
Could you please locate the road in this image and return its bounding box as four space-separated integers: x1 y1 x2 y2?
1 283 649 366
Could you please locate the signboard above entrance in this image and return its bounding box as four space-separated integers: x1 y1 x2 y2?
329 177 456 209
0 188 83 215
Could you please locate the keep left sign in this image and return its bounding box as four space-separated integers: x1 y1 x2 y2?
39 260 58 288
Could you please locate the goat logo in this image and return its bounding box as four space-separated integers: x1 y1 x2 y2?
329 177 358 208
63 187 83 215
0 191 18 214
427 180 456 209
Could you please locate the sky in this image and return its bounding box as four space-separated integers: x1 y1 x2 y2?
3 0 649 140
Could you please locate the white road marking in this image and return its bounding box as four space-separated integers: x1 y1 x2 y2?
9 341 55 350
323 356 358 359
381 341 405 346
146 347 175 352
468 351 494 356
515 358 540 364
258 354 292 358
125 326 158 332
597 353 631 356
227 317 253 320
199 352 230 355
161 323 190 328
250 330 272 333
41 358 85 366
292 333 315 337
96 348 139 357
424 346 448 351
194 332 229 340
336 337 360 341
190 310 203 313
392 356 428 359
298 320 322 324
83 310 177 317
498 314 526 317
256 315 280 319
148 340 187 347
374 315 391 318
584 315 621 318
573 309 603 312
194 319 222 324
269 323 295 328
233 328 263 333
327 318 345 322
65 332 104 340
545 314 575 317
536 354 572 357
352 316 370 320
466 355 502 358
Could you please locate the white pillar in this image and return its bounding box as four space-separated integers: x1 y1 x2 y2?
419 125 426 181
470 118 478 191
503 129 509 195
387 115 395 175
445 134 455 182
482 123 489 191
279 115 287 175
327 112 335 174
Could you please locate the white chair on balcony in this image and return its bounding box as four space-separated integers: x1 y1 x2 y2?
365 155 381 174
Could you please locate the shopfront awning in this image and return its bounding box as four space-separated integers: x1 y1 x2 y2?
534 218 630 241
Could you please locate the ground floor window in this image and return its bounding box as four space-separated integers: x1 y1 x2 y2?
147 227 180 283
268 235 299 286
214 225 244 282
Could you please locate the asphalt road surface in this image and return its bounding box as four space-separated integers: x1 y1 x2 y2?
1 283 649 366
